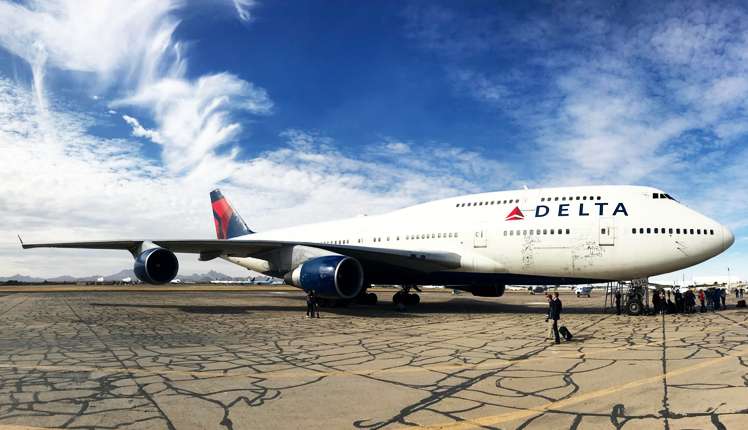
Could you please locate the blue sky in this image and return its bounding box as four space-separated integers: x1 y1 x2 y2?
0 0 745 282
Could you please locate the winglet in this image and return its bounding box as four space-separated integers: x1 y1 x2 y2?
18 235 26 249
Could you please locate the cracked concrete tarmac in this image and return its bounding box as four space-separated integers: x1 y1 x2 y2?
0 288 747 429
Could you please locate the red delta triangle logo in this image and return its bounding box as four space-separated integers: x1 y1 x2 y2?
505 206 525 221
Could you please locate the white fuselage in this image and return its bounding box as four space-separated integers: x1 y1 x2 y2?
228 185 734 283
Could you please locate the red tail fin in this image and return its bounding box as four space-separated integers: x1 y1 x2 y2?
210 189 253 239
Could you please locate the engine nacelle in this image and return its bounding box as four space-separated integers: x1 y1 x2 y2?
134 247 179 284
286 255 364 299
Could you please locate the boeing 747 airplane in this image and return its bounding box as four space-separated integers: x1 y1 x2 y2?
21 186 734 308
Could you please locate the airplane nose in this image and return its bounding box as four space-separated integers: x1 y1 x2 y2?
722 225 735 251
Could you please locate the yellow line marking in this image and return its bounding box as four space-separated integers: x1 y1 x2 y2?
412 338 748 429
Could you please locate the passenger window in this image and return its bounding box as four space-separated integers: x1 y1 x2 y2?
690 229 694 234
575 196 580 200
510 231 514 236
710 229 714 235
541 198 545 202
583 196 587 200
522 230 527 235
503 231 507 236
669 228 673 234
639 228 644 234
550 229 554 234
529 230 534 235
543 229 547 234
647 228 651 234
601 228 606 234
562 197 566 201
632 228 636 234
554 197 559 201
536 229 541 235
697 229 701 234
566 228 570 234
597 196 601 200
676 229 680 234
654 228 659 233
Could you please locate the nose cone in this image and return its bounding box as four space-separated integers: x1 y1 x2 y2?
722 225 735 251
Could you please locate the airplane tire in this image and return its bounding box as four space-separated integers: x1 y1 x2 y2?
627 301 643 316
405 293 420 306
367 293 378 305
392 291 403 305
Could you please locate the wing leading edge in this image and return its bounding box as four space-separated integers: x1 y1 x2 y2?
19 237 462 272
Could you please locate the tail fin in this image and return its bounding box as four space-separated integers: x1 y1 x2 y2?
210 189 254 239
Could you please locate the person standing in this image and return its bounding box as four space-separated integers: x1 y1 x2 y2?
698 289 706 312
721 288 727 310
614 290 622 315
674 290 683 313
306 291 315 318
660 290 667 315
549 292 563 344
545 293 553 339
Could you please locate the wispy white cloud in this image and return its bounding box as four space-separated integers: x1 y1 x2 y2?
232 0 257 22
118 74 273 174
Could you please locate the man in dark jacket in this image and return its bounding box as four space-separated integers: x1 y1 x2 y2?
614 290 622 315
548 292 563 344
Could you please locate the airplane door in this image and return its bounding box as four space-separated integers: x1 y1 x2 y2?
473 229 487 248
599 217 615 246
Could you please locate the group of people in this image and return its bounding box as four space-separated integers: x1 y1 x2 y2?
306 291 320 318
653 287 728 314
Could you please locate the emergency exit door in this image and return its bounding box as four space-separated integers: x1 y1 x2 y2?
599 217 615 246
473 229 487 248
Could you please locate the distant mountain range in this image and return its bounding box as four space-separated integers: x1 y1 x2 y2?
0 269 270 283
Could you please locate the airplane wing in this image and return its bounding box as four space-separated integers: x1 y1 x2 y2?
19 237 462 272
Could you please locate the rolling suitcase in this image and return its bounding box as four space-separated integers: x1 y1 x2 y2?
559 326 573 341
738 299 746 308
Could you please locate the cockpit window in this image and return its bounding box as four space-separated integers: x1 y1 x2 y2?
653 192 678 202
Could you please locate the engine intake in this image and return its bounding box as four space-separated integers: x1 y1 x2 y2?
287 255 364 299
134 247 179 284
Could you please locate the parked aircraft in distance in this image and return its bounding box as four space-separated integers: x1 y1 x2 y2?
21 186 734 307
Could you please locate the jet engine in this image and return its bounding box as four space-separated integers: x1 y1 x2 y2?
286 255 364 299
134 247 179 284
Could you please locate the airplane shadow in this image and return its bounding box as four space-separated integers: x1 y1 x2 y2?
89 297 616 317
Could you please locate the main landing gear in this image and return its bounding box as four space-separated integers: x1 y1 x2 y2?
357 291 378 305
393 286 420 306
